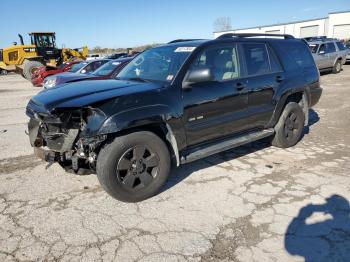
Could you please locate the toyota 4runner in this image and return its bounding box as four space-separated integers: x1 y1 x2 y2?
26 33 322 202
308 38 347 73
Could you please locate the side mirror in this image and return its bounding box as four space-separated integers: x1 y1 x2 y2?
319 50 325 55
81 69 86 74
183 68 214 88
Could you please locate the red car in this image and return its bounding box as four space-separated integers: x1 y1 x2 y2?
31 60 82 87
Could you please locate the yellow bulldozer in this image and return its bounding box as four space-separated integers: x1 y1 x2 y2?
0 32 88 80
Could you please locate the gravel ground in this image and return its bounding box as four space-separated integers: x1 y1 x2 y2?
0 66 349 262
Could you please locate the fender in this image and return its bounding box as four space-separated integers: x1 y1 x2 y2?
268 87 310 128
85 104 184 166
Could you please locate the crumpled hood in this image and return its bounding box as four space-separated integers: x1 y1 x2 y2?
30 79 162 112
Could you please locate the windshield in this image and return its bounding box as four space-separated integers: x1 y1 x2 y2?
117 46 195 82
68 62 87 72
308 44 319 53
92 60 122 76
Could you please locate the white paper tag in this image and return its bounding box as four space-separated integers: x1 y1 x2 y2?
175 47 196 52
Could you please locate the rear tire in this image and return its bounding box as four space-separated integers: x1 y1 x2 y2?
0 69 8 75
96 131 171 202
23 60 44 80
332 60 342 74
271 102 305 148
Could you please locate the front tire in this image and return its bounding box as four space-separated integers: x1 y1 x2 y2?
23 60 44 80
96 131 171 202
271 102 305 148
332 60 342 74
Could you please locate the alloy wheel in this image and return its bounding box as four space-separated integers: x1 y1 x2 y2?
116 145 160 191
284 112 301 141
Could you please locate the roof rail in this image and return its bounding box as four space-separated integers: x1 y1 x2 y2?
167 39 202 44
216 33 295 40
304 36 338 42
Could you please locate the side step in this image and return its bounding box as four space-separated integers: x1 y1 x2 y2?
181 128 275 164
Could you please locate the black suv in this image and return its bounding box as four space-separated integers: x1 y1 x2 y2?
26 33 322 202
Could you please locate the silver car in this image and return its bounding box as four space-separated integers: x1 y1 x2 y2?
308 39 347 73
345 42 350 62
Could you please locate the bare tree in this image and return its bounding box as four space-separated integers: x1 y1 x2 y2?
213 17 232 32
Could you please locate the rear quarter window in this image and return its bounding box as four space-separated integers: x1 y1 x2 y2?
273 41 315 70
336 42 346 51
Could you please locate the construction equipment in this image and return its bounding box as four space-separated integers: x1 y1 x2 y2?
0 32 88 80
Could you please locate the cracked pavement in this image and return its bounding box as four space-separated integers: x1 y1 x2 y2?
0 66 350 261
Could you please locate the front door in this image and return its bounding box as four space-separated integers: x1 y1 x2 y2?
317 44 329 69
182 43 249 147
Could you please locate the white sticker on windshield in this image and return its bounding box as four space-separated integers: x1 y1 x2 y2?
166 75 174 81
175 47 196 52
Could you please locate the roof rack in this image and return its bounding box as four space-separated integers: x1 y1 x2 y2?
216 33 294 40
167 39 202 44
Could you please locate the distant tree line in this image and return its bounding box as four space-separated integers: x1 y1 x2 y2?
89 43 161 54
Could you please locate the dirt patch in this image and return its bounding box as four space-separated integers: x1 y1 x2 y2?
0 154 43 175
200 216 260 262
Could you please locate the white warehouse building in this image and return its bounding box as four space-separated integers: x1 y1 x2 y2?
214 11 350 40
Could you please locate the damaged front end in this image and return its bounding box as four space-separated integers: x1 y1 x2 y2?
26 100 107 175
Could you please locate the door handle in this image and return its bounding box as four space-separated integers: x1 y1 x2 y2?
276 75 285 83
235 82 246 91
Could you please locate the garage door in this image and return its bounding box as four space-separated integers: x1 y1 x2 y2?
333 24 350 39
265 30 281 34
300 25 319 37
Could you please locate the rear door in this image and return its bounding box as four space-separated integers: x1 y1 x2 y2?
325 42 337 67
239 42 283 128
182 43 249 146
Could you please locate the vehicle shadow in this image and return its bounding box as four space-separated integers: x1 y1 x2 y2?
162 109 320 192
303 108 319 135
285 195 350 262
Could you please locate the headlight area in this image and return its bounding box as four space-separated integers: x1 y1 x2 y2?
32 107 108 175
43 78 57 89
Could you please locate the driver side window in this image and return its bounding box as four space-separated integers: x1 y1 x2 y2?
319 44 326 53
191 45 240 81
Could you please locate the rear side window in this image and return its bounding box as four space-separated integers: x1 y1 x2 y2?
279 41 315 69
241 43 270 76
268 46 283 72
336 42 346 51
326 43 336 53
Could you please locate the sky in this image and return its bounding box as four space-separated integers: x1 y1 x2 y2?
2 0 349 49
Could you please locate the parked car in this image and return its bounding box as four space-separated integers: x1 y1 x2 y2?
26 34 322 202
86 54 102 61
31 60 82 87
44 59 110 88
43 57 132 89
344 41 350 62
308 39 347 73
105 53 128 59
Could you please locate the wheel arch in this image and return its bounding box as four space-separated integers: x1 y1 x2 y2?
94 105 182 167
104 122 180 167
269 90 309 127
